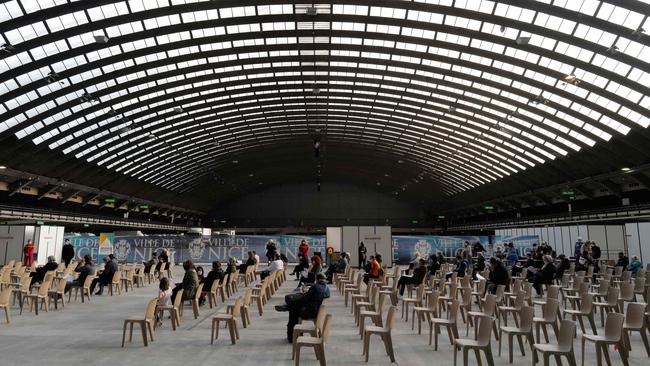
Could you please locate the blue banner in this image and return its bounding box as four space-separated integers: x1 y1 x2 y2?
65 234 539 265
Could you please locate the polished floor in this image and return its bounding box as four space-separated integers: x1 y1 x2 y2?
0 266 647 366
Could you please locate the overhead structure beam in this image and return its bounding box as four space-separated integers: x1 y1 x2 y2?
8 178 35 197
37 184 59 200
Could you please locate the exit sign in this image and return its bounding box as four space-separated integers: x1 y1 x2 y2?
104 197 116 204
36 220 44 225
83 223 90 228
139 204 149 209
483 205 495 210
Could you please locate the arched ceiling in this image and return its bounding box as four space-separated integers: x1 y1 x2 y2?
0 0 648 211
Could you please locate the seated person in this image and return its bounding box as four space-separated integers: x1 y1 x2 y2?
486 257 509 294
291 254 309 280
446 254 468 280
143 254 157 275
200 261 224 306
171 260 199 304
298 255 322 287
90 255 118 295
398 258 427 296
260 253 284 281
427 254 440 277
64 255 94 293
325 252 348 283
629 256 643 274
555 255 570 280
275 273 330 342
30 255 59 286
575 250 594 272
363 255 382 284
531 255 555 296
237 251 257 273
616 252 629 270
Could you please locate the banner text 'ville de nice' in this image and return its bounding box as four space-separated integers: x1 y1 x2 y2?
65 234 539 265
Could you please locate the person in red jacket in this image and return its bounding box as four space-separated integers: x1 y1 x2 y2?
23 239 35 266
298 239 310 258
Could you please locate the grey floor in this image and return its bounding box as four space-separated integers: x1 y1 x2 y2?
0 267 647 366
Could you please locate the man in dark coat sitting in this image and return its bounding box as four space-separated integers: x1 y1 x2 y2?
276 273 331 342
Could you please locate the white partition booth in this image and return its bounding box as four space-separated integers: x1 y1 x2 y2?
327 226 392 267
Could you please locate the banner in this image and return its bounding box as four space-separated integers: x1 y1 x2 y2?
65 234 539 265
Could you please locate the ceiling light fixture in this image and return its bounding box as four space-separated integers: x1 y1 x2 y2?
621 167 632 172
232 160 238 164
0 165 6 169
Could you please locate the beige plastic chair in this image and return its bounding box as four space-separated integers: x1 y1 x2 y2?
208 278 226 308
622 302 650 357
453 315 496 366
157 289 182 331
211 296 242 345
593 286 620 326
165 261 174 279
294 314 332 366
412 290 439 335
352 283 376 320
359 293 387 337
108 270 122 296
343 275 363 307
618 282 635 311
47 277 67 309
362 305 396 362
180 283 203 319
121 268 135 292
293 305 327 359
467 293 499 339
429 299 460 350
565 281 589 310
532 319 577 366
471 280 487 308
68 275 94 303
580 312 628 366
563 292 597 334
533 298 560 343
533 285 560 306
0 287 12 323
499 305 535 363
251 277 270 315
588 279 610 301
21 279 52 315
498 290 525 328
401 283 424 321
122 298 157 347
13 274 32 308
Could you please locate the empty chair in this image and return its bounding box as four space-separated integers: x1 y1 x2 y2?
533 298 560 343
593 286 620 326
251 277 270 316
294 314 332 366
498 291 525 328
401 283 425 321
208 278 226 308
108 270 122 296
362 305 396 362
618 282 635 314
563 292 597 335
466 293 499 339
533 285 560 306
532 319 577 366
47 277 67 309
429 299 460 350
121 298 157 347
211 297 242 345
622 302 650 357
21 279 52 315
453 315 496 366
633 277 646 300
359 293 387 337
580 312 628 366
412 291 439 335
499 305 535 363
0 287 12 323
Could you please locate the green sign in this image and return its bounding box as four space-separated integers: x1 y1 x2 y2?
411 219 419 224
437 215 446 219
483 205 495 210
219 220 227 224
561 189 575 196
83 223 90 228
36 220 44 225
104 197 116 204
139 204 149 209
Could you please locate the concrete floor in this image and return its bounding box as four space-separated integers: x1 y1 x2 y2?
0 267 647 366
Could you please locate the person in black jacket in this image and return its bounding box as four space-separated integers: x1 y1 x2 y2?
446 254 467 280
90 255 118 295
398 259 427 296
531 255 556 296
555 255 570 280
30 255 59 286
61 239 75 267
486 257 509 294
616 252 629 270
275 273 330 342
65 255 94 293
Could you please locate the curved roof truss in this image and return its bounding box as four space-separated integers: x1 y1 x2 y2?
0 0 648 196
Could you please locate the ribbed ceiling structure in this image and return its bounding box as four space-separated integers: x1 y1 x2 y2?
0 0 648 204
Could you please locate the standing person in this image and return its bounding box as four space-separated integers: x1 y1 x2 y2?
298 239 310 259
358 242 367 269
473 240 485 257
23 239 35 267
506 243 519 267
574 237 584 260
61 239 75 267
266 240 277 264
